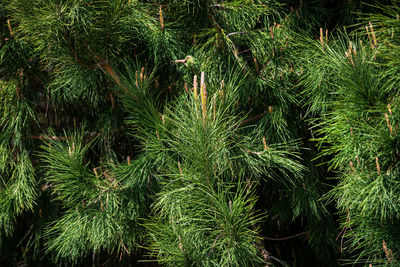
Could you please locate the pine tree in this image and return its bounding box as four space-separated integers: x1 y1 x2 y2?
299 1 400 265
2 0 400 266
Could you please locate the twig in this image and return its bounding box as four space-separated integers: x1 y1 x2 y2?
226 31 247 37
268 255 290 267
252 224 270 265
172 56 193 66
262 231 306 241
28 135 69 141
239 48 252 54
386 155 400 175
207 234 222 258
255 243 270 266
239 112 266 126
246 150 264 155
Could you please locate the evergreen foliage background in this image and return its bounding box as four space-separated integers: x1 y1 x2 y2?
1 0 400 266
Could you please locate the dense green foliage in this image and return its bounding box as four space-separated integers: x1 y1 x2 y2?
1 0 400 266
